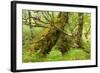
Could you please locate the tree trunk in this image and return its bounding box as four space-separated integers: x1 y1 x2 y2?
28 11 33 40
28 12 68 56
53 12 69 53
76 13 84 48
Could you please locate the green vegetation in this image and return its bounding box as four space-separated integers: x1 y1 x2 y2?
22 10 91 63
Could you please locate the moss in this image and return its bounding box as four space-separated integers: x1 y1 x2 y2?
63 48 90 60
46 49 63 61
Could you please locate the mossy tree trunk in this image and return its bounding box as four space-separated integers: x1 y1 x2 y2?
28 11 33 40
76 13 84 48
28 12 69 56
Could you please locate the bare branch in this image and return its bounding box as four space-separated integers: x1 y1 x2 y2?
41 12 50 22
46 11 52 19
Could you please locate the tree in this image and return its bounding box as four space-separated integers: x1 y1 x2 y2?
76 13 84 48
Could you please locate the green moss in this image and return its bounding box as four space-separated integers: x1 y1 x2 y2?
22 49 42 63
63 48 90 60
46 49 63 61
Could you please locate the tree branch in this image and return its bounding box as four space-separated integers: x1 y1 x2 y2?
22 16 49 24
41 12 50 22
84 25 91 39
53 24 72 36
25 23 48 28
46 11 52 18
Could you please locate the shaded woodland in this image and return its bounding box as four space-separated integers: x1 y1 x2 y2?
22 10 91 63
